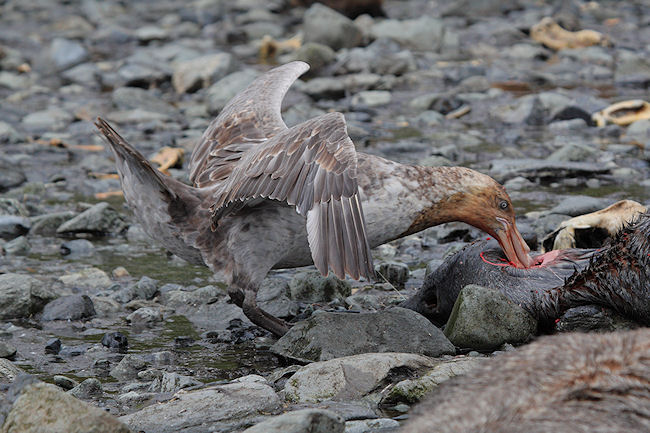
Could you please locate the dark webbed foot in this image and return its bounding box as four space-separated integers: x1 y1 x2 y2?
228 287 292 337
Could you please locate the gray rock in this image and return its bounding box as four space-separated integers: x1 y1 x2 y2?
546 142 597 162
172 52 236 93
126 307 163 325
242 21 284 40
148 371 200 393
0 71 30 90
243 409 344 433
205 68 259 115
627 119 650 146
288 270 351 303
371 17 455 52
60 239 95 258
30 211 77 236
0 216 30 240
272 308 454 363
2 381 130 432
303 4 362 50
118 61 171 87
283 352 437 403
549 196 612 217
41 295 96 321
0 342 17 359
160 285 250 330
112 87 177 116
0 121 21 143
291 43 336 74
53 375 78 391
380 356 483 405
351 90 391 108
444 285 537 350
58 268 112 290
489 158 609 183
56 202 127 236
0 359 24 382
110 354 147 381
60 62 100 88
21 108 74 132
442 0 521 17
300 76 346 99
50 38 88 70
132 276 158 300
120 376 280 433
3 236 30 255
68 378 103 399
344 418 400 433
375 262 410 289
135 25 169 42
0 274 57 320
0 160 26 191
257 278 297 318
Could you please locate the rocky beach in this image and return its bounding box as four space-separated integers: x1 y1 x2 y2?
0 0 649 432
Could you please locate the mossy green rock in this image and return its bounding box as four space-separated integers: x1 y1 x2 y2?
444 284 537 350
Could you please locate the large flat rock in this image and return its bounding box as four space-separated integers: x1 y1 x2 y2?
272 307 454 363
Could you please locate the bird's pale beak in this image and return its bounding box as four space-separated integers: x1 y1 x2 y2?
493 217 533 268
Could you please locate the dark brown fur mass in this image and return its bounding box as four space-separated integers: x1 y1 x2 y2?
402 329 650 433
403 212 650 326
538 212 650 324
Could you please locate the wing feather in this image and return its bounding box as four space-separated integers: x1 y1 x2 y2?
211 112 374 280
189 61 310 188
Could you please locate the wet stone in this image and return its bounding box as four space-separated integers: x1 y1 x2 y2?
41 295 96 321
50 38 89 70
0 216 31 240
272 308 454 363
53 375 78 391
68 378 103 399
172 52 236 94
243 408 344 433
444 285 538 350
60 239 95 258
206 68 260 115
0 341 17 359
45 338 62 355
126 307 163 325
344 418 400 433
0 274 57 320
30 211 77 236
289 270 352 303
101 332 129 352
110 354 147 381
3 236 30 255
0 160 26 191
303 3 362 51
148 371 201 393
56 202 127 236
375 262 410 289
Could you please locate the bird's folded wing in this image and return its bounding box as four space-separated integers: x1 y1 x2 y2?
189 61 310 188
210 112 374 280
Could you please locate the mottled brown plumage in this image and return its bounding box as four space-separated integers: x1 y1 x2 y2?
96 61 532 336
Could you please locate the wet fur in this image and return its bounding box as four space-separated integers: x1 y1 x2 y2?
403 213 650 326
402 328 650 433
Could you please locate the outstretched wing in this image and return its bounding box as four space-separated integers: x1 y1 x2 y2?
189 61 310 188
210 112 374 281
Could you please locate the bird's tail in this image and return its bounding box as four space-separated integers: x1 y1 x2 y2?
94 117 207 265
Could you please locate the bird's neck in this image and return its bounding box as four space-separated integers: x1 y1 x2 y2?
357 153 474 247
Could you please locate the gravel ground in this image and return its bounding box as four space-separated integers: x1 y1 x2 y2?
0 0 648 431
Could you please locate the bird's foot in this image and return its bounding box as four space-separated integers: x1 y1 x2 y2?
238 289 293 338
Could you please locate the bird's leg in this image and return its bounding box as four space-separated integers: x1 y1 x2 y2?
228 286 292 337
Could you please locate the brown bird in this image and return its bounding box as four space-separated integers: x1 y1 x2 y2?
95 61 532 337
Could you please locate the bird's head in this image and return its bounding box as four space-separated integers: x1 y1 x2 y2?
451 174 533 269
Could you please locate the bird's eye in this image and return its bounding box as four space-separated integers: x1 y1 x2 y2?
499 200 509 210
